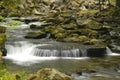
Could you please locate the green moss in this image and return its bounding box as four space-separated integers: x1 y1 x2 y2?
0 69 27 80
0 34 6 47
0 16 4 21
62 22 77 30
63 36 89 42
90 39 105 45
6 20 22 30
55 33 67 40
81 10 99 16
52 27 65 35
78 29 98 38
85 19 102 30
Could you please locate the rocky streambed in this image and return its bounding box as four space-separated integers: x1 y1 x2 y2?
0 0 120 80
0 17 119 80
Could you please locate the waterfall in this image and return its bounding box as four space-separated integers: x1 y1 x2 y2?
106 47 120 56
106 47 112 55
33 48 80 57
4 41 120 66
5 41 87 58
3 41 89 65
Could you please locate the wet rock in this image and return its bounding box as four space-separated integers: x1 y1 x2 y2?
87 47 106 57
109 45 120 53
15 17 40 24
41 22 53 27
30 24 42 30
76 71 82 75
87 69 96 73
0 47 7 56
28 68 72 80
25 31 47 39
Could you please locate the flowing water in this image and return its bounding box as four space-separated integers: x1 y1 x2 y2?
3 21 91 65
2 19 120 80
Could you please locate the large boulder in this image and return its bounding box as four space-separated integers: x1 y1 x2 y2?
28 68 72 80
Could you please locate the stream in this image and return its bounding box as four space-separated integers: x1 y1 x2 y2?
1 17 120 80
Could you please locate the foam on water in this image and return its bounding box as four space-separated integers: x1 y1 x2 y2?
106 47 120 56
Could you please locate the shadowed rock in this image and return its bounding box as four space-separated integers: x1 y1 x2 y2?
87 47 106 57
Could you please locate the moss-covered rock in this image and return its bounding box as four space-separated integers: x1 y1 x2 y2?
78 29 99 38
62 22 77 30
45 26 56 33
0 51 2 61
63 36 89 42
85 19 102 30
25 31 47 39
54 33 67 40
89 39 104 45
0 34 6 47
28 68 72 80
51 26 66 35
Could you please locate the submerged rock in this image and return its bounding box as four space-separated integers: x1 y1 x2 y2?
28 68 72 80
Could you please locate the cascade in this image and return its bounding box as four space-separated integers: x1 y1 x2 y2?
3 20 120 66
33 48 80 57
106 47 120 56
4 41 89 65
5 41 88 58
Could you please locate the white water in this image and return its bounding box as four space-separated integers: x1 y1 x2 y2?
4 41 89 66
106 47 120 56
3 21 120 66
4 42 120 66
